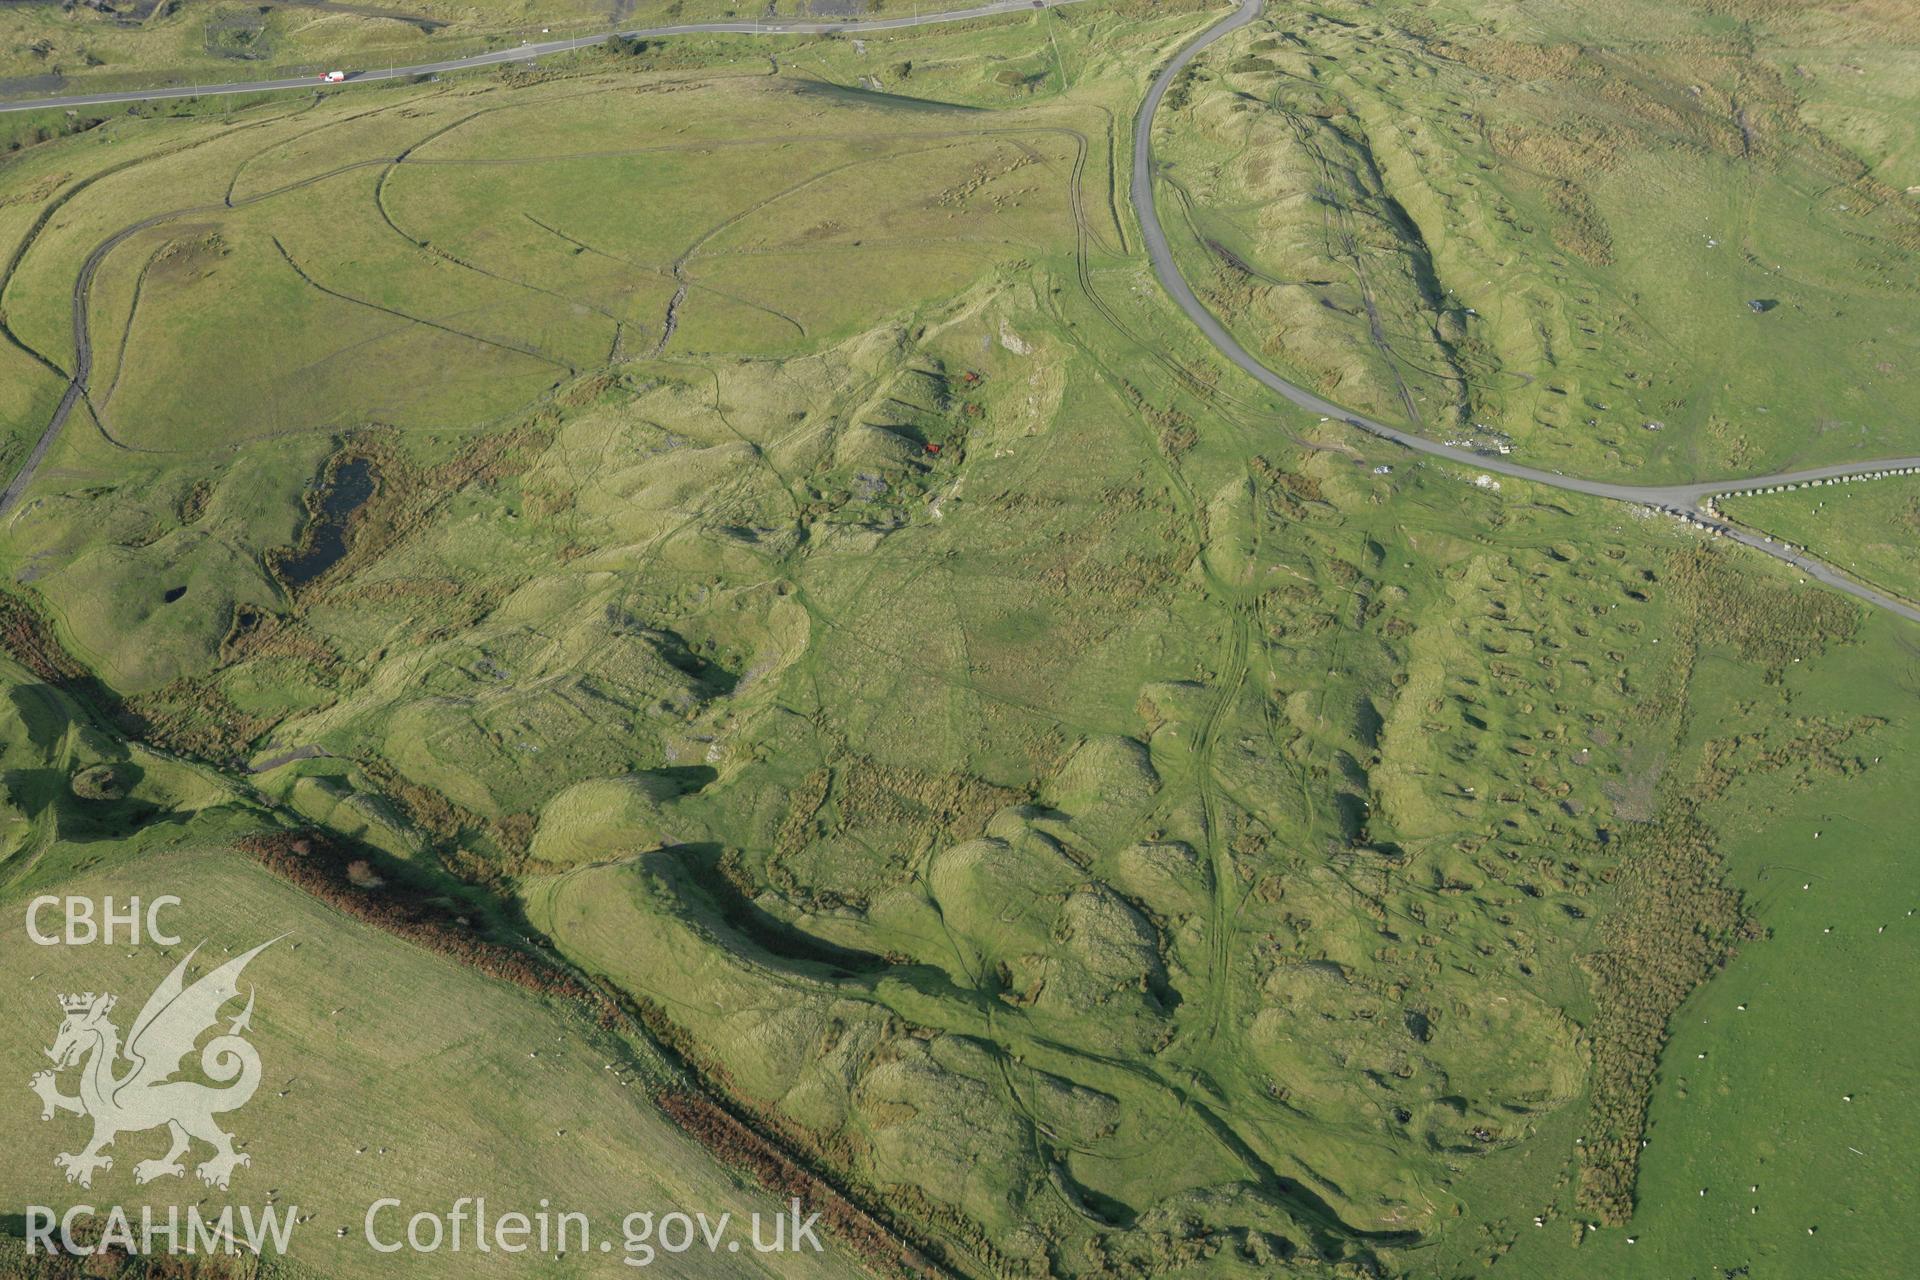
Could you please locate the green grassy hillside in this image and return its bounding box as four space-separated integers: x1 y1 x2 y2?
0 657 857 1277
1153 0 1920 482
0 2 1914 1275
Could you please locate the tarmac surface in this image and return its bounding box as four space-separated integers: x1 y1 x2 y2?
1133 0 1920 624
3 0 1916 623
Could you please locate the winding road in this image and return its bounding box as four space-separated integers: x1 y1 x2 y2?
0 0 1086 116
1135 0 1920 625
0 0 1092 519
0 0 1914 623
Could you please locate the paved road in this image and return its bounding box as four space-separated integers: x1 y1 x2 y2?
0 205 188 516
1134 0 1920 624
0 0 1082 115
2 0 1914 623
0 0 1090 519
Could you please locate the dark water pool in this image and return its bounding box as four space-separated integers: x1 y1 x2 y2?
279 456 376 587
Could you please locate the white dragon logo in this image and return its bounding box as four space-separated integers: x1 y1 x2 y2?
28 939 276 1190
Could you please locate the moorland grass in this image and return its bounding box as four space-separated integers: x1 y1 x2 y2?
1151 0 1920 483
0 4 1913 1275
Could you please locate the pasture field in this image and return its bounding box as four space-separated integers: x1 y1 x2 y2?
0 857 861 1280
1460 619 1919 1280
1723 476 1920 605
0 663 853 1279
0 1 1914 1276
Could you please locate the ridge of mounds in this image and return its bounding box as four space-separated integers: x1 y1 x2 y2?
0 587 254 761
237 829 616 1018
237 827 954 1280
